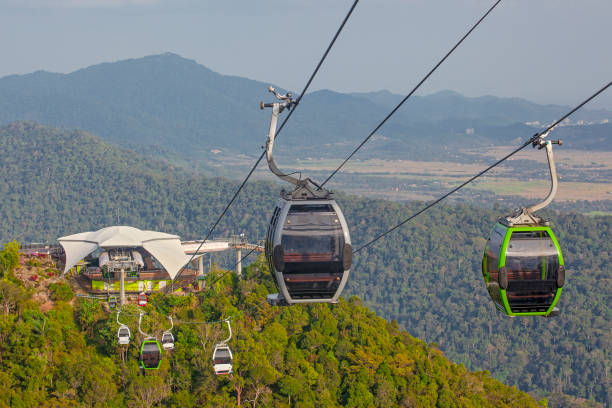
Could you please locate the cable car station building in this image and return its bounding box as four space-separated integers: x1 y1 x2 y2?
58 226 213 300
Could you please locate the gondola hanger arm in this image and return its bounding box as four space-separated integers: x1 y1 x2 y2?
221 319 232 345
260 87 300 186
138 312 152 338
526 129 562 214
261 86 331 199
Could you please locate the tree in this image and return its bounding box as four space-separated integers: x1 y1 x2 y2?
0 241 20 277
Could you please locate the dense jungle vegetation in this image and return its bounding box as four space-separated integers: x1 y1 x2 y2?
0 122 609 405
0 246 544 407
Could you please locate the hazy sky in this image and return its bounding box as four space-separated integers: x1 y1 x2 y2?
1 0 611 109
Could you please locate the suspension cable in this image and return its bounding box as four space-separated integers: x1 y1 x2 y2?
353 81 612 253
173 0 360 283
320 0 502 187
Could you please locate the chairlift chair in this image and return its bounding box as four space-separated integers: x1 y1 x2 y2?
482 133 565 317
261 87 352 306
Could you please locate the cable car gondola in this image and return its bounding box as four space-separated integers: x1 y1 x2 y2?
482 133 565 317
161 316 174 351
139 338 162 370
136 312 161 369
118 324 131 345
212 345 233 375
116 311 131 345
212 320 233 375
260 87 352 306
137 292 148 307
108 296 118 309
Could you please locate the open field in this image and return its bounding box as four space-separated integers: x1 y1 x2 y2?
472 147 612 170
201 148 611 207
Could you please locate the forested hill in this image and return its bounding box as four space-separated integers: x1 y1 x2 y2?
0 251 543 407
1 122 609 406
0 53 610 164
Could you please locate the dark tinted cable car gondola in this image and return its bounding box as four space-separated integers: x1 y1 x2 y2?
140 338 162 370
482 132 565 317
138 312 162 370
212 320 233 375
260 87 352 306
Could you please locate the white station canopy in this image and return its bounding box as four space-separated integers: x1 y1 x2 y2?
58 226 196 279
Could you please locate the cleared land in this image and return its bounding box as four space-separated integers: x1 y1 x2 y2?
204 148 612 205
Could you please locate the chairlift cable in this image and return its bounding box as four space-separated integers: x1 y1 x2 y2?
173 0 360 283
320 0 503 187
353 81 612 253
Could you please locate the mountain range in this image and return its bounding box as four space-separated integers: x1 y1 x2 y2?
0 53 610 166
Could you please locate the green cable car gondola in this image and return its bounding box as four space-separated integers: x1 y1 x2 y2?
139 338 162 370
482 133 565 317
137 312 162 369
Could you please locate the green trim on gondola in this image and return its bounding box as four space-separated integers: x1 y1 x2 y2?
139 339 162 370
483 223 564 317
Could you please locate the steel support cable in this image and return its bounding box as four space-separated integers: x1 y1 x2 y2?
110 298 268 325
320 0 502 187
173 0 360 282
173 300 268 325
353 81 612 254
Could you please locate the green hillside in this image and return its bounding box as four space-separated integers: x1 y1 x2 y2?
0 122 609 405
0 248 546 408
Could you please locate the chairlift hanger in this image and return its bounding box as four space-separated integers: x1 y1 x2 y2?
260 87 353 306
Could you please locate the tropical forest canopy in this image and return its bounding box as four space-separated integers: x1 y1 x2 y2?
0 247 544 407
0 122 609 406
